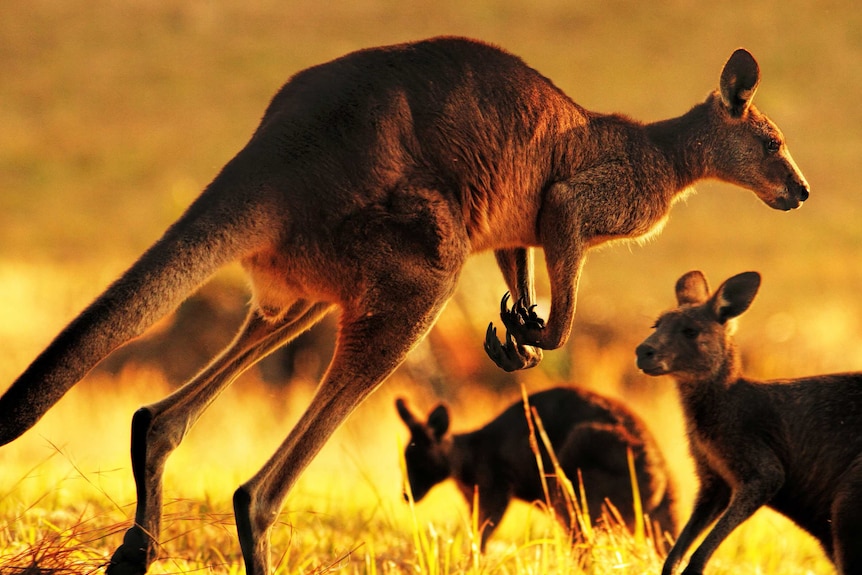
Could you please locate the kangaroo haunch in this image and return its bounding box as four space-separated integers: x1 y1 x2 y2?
0 37 808 574
396 387 677 550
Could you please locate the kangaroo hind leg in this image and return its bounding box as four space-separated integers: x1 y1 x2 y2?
106 300 332 575
233 274 459 575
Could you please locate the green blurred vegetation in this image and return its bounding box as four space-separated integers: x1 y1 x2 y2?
0 1 860 573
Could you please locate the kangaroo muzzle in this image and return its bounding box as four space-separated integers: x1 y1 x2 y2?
635 342 668 375
788 175 810 204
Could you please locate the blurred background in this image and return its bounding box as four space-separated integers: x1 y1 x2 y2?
0 0 860 564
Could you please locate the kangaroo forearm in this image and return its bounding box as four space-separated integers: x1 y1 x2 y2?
494 247 535 303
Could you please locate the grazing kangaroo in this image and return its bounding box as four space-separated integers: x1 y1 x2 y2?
396 387 677 551
636 271 862 575
0 37 808 574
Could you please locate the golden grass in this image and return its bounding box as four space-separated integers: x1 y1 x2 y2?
0 364 836 574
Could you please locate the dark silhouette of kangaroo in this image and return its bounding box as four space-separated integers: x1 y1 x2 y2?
636 271 862 575
396 387 677 551
0 37 809 574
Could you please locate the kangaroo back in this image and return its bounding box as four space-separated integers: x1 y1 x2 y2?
0 182 274 445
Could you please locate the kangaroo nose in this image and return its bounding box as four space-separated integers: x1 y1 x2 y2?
635 343 655 360
636 343 670 375
778 178 809 211
635 344 655 367
789 174 809 203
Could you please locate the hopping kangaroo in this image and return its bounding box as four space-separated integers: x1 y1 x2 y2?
636 271 862 575
396 387 677 551
0 37 808 574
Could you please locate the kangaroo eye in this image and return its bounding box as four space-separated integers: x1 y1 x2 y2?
765 138 781 153
681 327 699 339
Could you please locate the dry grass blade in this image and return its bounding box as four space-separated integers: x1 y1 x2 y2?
521 385 592 543
520 385 552 515
0 513 110 575
307 543 365 575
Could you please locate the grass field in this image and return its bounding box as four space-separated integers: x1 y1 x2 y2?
1 1 860 573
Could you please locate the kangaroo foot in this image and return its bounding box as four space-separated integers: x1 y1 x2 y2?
484 323 543 371
234 486 271 575
105 525 152 575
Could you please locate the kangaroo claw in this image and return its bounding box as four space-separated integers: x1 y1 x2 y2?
498 293 545 344
484 322 543 372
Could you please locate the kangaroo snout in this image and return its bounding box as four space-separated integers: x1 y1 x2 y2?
788 176 810 206
774 176 809 211
635 343 667 375
766 175 809 211
778 151 810 210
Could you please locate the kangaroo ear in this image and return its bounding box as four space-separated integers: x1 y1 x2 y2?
675 271 710 306
396 398 418 427
427 404 450 439
719 48 760 117
709 271 761 323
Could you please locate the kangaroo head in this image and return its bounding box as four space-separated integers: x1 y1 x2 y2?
703 49 809 211
635 270 761 382
395 397 452 502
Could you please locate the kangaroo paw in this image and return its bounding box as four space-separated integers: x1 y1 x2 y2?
498 293 545 343
484 323 543 371
105 525 152 575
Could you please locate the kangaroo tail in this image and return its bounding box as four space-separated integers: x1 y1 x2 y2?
0 180 274 445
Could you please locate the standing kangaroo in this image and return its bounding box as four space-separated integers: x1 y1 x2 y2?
396 387 677 551
0 37 808 574
636 271 862 575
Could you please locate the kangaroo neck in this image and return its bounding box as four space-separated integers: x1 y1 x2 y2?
548 111 695 244
575 108 706 198
676 348 743 426
643 100 716 188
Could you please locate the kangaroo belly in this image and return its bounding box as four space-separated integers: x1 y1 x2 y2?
241 246 345 319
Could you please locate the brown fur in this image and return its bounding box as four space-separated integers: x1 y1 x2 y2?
636 271 862 575
396 387 677 551
0 38 808 574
